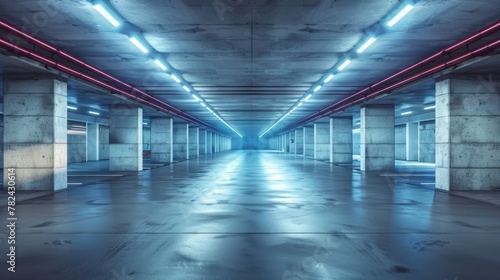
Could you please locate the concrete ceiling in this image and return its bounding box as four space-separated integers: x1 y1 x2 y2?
0 0 499 137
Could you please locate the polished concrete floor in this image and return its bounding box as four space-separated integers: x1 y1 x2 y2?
1 150 500 279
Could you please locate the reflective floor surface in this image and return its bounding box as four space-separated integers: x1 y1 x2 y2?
1 150 500 279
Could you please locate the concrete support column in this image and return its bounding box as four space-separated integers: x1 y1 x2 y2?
86 123 99 161
294 129 304 154
330 117 353 163
199 129 207 155
289 131 296 154
304 126 314 157
3 76 67 190
109 105 143 171
406 122 418 161
360 105 395 172
173 123 189 161
314 123 330 160
213 134 218 153
285 132 290 153
207 131 213 154
150 117 173 163
435 75 500 191
188 126 199 158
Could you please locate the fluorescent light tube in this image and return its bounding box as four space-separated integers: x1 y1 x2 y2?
67 105 78 110
170 74 181 83
352 128 361 133
298 102 303 107
338 59 351 71
88 111 100 115
93 3 120 27
313 85 322 92
387 4 414 27
182 85 191 92
143 122 148 125
324 74 334 83
192 94 200 101
424 105 436 110
401 111 412 116
357 37 377 53
201 102 206 107
154 59 167 71
129 36 149 53
304 94 312 101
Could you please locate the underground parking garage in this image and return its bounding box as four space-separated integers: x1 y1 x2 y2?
0 0 500 279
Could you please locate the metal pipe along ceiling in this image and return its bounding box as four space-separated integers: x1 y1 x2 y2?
284 20 500 131
0 19 223 134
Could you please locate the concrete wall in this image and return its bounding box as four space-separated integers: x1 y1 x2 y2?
314 123 330 160
173 123 188 160
395 125 406 160
353 131 360 156
143 127 151 152
295 129 304 154
303 127 314 157
99 125 109 160
68 134 86 163
419 120 435 163
188 126 199 158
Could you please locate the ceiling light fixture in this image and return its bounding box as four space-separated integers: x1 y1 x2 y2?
401 111 412 116
200 102 206 107
337 59 351 71
313 85 322 92
88 111 100 115
67 105 78 110
387 4 414 27
304 94 312 101
298 102 303 107
357 37 377 53
192 94 200 101
424 105 436 110
129 36 149 53
324 74 334 83
93 3 120 27
170 74 181 83
154 59 167 71
182 85 191 92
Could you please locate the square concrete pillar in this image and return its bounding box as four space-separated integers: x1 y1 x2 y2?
304 126 314 157
330 117 353 163
215 134 220 153
109 105 143 171
150 117 173 163
406 122 418 161
173 123 189 160
3 76 67 190
435 75 500 191
314 123 330 160
189 126 199 158
295 129 304 154
199 129 207 155
87 123 99 161
289 131 296 154
285 132 290 153
360 105 395 172
207 131 213 154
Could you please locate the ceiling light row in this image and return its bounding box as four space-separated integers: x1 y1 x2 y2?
91 0 242 138
259 1 416 138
